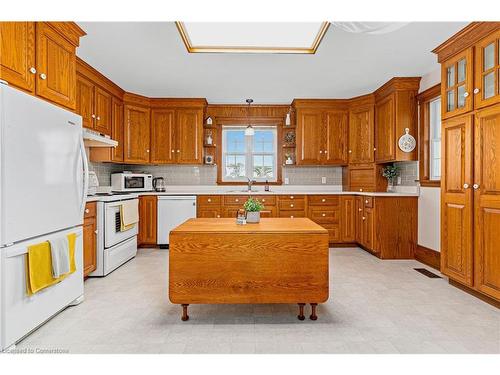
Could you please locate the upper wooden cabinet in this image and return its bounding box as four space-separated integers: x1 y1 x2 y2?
124 103 151 164
348 103 374 164
474 29 500 109
0 22 85 110
374 78 420 163
76 74 94 128
176 108 203 164
0 22 36 93
151 109 175 164
111 98 124 162
293 101 348 166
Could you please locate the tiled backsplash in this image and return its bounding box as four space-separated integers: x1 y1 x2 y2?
90 161 418 187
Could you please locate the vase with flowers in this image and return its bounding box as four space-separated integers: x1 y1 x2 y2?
382 164 399 192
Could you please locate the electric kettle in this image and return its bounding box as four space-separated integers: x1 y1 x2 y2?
153 177 166 192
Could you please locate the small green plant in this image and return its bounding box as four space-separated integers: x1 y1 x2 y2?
382 165 399 180
243 197 264 212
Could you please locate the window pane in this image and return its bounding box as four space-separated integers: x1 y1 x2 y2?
253 130 274 152
484 43 495 71
484 71 495 99
457 85 466 108
429 98 442 180
224 155 246 179
446 90 455 111
457 59 466 82
253 155 274 179
446 65 455 88
226 130 245 153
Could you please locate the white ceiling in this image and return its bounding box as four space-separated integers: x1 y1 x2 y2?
77 22 467 104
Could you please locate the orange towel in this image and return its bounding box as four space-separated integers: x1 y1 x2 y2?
26 233 76 295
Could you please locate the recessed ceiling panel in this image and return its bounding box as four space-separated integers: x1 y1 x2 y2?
176 22 329 54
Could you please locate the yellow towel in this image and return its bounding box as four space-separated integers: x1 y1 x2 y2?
26 233 76 296
120 199 139 231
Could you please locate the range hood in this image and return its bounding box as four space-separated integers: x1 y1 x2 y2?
82 128 118 148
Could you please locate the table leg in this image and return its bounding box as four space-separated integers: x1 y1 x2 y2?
297 303 305 320
181 304 189 321
310 303 318 321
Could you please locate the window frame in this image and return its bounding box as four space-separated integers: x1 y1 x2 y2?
417 84 442 187
221 125 278 183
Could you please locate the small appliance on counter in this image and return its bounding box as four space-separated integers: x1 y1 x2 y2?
153 177 166 192
88 171 99 196
111 172 153 192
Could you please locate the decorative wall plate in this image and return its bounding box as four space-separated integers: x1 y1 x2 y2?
398 128 416 153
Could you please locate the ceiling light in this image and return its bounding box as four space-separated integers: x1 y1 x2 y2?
176 22 329 54
245 99 255 136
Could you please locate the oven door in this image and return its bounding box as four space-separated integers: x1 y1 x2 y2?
104 199 139 248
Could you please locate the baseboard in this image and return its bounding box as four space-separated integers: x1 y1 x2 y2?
415 245 440 270
449 280 500 309
329 242 358 248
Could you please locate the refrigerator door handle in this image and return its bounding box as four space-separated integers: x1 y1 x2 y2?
79 136 89 218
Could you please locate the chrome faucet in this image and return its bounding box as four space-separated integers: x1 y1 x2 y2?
247 177 256 192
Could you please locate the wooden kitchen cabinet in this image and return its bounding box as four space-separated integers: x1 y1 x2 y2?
473 105 500 300
176 108 203 164
151 109 175 164
111 98 124 162
307 195 341 242
124 104 151 164
474 29 500 109
0 22 36 93
83 202 97 277
294 103 348 166
138 196 157 246
196 195 222 218
76 74 94 128
441 114 474 286
340 196 356 242
94 86 112 135
346 164 387 192
348 104 374 164
75 73 112 135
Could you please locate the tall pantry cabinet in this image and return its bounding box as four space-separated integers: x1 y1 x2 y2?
434 22 500 302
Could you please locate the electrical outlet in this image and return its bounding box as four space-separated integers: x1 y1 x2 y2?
321 177 327 184
284 178 289 185
397 176 402 185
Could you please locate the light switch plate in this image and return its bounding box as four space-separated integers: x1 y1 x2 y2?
321 177 327 184
284 178 289 185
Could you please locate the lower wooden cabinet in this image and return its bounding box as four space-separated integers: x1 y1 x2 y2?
197 195 222 218
138 196 157 246
82 202 97 277
340 196 356 242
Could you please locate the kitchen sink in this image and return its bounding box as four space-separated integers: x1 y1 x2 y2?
226 189 273 193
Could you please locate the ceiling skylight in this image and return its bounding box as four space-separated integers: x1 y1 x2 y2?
176 22 330 54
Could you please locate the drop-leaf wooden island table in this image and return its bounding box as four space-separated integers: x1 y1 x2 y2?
169 218 329 321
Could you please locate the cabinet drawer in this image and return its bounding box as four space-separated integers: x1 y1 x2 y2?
322 224 340 242
278 195 305 201
279 199 305 211
278 210 306 218
308 195 340 206
197 208 222 218
84 202 96 218
363 197 373 208
260 207 277 218
224 195 247 205
308 209 339 224
254 195 276 206
197 195 221 206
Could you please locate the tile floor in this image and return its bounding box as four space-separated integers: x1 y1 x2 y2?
14 248 500 354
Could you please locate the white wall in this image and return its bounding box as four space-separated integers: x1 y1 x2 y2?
418 67 441 251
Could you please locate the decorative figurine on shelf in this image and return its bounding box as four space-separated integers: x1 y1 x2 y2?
206 116 213 125
204 155 214 165
236 209 247 225
285 112 291 126
285 153 294 165
205 130 213 145
382 164 399 192
284 131 295 146
243 197 264 223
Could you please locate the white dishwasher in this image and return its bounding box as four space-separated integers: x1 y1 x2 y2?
157 196 197 247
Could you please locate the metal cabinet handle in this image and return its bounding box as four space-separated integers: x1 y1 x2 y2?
171 149 175 153
322 198 326 202
348 150 352 153
262 199 265 202
207 198 211 202
91 114 96 119
235 199 239 202
216 215 220 218
319 150 323 154
359 188 363 192
290 204 294 207
358 208 362 212
322 213 326 217
463 92 469 98
362 217 366 220
463 183 469 189
290 215 294 219
473 88 480 94
85 208 89 213
290 196 294 199
29 67 37 74
177 150 180 153
97 116 101 121
94 230 99 234
365 200 369 204
39 73 47 80
146 149 150 153
473 184 480 190
324 150 328 154
373 147 377 151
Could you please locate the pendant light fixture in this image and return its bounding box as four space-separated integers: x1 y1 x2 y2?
244 98 255 136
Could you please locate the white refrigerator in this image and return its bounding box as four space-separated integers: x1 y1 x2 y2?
0 83 88 350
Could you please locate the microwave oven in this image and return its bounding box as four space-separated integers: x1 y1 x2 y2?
111 173 153 192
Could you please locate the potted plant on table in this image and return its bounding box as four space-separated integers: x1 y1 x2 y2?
382 164 399 192
243 197 264 223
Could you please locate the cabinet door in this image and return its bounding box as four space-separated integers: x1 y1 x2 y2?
474 30 500 109
296 109 323 165
111 98 124 162
341 196 356 242
124 104 150 164
474 106 500 300
363 207 375 251
375 94 395 162
355 196 363 243
35 22 76 109
197 208 222 218
82 214 97 277
441 48 473 119
176 108 203 164
151 109 175 164
138 196 157 245
324 110 348 165
76 74 94 129
0 22 36 92
94 87 112 135
441 114 474 286
349 105 374 164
